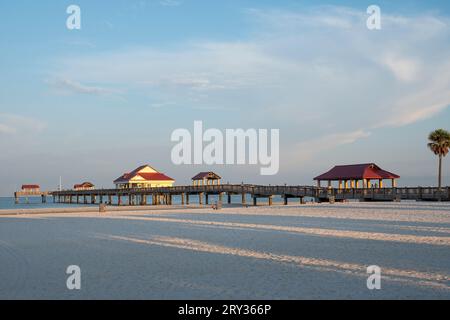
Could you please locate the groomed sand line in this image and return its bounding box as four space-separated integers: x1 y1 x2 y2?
217 207 450 224
99 215 450 246
5 210 450 245
0 205 205 216
102 235 450 290
379 224 450 235
8 206 450 228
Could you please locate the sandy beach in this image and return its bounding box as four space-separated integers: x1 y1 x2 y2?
0 202 449 299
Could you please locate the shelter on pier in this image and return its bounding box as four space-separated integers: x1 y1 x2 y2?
21 185 40 192
73 182 95 191
15 185 49 204
314 163 400 189
192 172 222 186
114 165 175 189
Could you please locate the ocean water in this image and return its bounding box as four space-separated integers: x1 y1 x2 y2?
0 194 298 210
0 197 97 210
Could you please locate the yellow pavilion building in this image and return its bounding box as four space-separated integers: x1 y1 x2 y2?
114 165 175 189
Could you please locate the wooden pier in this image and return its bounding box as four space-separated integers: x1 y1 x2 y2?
14 190 51 204
49 185 450 206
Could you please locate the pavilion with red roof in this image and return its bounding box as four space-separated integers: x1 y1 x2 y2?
114 165 175 189
314 163 400 189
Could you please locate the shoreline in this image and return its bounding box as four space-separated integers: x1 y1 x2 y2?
1 200 449 217
0 204 210 216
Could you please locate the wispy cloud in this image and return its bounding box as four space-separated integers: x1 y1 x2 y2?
289 130 372 162
381 54 420 82
159 0 182 7
0 114 46 136
50 6 450 161
133 0 182 8
0 123 16 134
49 78 120 96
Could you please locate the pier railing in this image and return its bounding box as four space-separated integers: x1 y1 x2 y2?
46 184 450 206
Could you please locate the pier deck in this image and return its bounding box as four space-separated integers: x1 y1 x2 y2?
14 191 52 204
49 185 450 206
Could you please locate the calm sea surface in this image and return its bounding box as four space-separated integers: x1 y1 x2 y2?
0 197 97 210
0 194 297 210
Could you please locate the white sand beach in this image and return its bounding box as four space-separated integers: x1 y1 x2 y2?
0 202 449 299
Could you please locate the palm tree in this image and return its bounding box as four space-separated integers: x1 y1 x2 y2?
428 129 450 189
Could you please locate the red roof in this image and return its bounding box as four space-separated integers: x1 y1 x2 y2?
137 172 174 181
314 163 400 181
114 165 174 184
22 185 40 190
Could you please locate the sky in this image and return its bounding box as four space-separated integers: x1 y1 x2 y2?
1 0 450 195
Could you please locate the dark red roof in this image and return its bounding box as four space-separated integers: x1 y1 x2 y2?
22 185 40 189
314 163 400 181
192 172 222 180
114 173 133 183
74 182 94 189
137 173 174 181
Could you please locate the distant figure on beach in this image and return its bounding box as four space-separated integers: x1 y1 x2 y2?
212 201 222 210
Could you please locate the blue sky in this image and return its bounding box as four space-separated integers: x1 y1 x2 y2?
1 0 450 195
